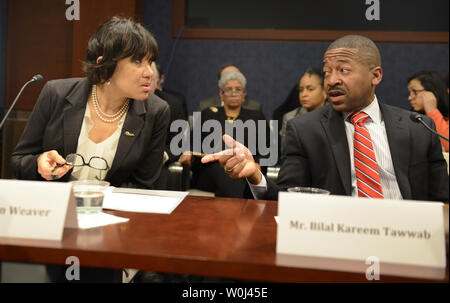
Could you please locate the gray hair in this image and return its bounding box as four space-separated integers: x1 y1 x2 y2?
327 35 381 68
218 70 247 89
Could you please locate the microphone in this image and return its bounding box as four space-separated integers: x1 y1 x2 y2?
410 112 449 142
0 74 44 130
31 74 44 84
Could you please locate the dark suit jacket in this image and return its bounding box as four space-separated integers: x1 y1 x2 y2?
263 103 449 202
192 106 269 197
196 106 269 162
155 89 187 163
163 88 188 119
11 78 170 189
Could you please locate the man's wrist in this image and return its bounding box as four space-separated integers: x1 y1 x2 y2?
248 170 262 185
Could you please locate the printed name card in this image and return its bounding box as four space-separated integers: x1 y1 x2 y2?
0 180 78 241
276 192 447 279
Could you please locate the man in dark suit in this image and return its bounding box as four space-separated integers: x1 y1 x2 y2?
151 62 187 162
149 62 188 190
152 62 188 119
202 35 449 202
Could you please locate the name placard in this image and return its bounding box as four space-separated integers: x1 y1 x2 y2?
0 180 78 241
276 192 447 280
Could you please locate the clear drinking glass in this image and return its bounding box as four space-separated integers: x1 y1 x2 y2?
71 180 110 214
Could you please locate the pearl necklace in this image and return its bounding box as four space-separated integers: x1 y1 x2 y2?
91 85 129 123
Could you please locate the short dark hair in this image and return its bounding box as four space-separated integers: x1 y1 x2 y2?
408 71 449 117
83 16 159 84
327 35 381 68
302 68 325 87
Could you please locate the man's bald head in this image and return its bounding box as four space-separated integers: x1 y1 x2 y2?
326 35 381 69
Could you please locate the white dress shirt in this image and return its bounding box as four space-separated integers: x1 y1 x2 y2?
70 105 126 181
249 96 403 200
343 96 402 200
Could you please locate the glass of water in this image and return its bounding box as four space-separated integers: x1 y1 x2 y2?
71 180 110 214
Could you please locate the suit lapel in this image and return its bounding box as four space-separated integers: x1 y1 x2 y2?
321 107 352 195
106 99 146 178
63 79 91 156
379 104 411 199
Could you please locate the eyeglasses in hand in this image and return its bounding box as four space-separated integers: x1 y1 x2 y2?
52 153 110 179
65 153 109 170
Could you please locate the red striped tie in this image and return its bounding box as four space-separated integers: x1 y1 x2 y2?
349 111 384 199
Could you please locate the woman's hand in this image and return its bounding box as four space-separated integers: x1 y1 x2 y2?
37 150 72 180
418 91 438 114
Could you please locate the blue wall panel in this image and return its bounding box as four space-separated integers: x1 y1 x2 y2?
146 1 449 119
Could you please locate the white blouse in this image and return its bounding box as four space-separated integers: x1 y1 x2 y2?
70 105 126 181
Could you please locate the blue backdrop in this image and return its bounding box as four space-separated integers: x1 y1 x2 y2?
144 0 449 119
0 1 448 117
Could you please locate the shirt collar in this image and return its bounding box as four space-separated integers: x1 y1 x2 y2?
343 95 382 125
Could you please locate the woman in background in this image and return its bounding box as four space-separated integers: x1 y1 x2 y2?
179 70 269 198
408 71 449 152
280 68 327 155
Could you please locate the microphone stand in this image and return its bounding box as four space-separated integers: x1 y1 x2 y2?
414 114 449 142
0 75 43 130
0 75 43 179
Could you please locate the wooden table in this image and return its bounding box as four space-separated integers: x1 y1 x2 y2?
0 195 448 283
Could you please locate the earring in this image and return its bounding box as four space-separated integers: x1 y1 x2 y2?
106 80 111 85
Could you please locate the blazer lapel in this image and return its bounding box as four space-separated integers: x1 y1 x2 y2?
380 104 411 199
106 99 146 178
63 79 91 156
321 107 352 195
